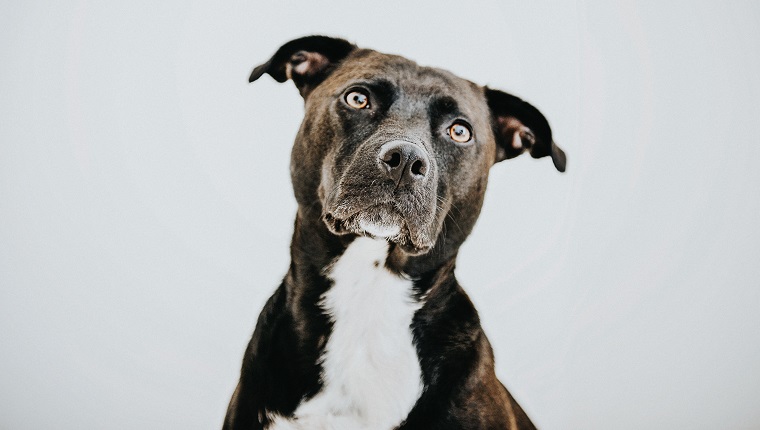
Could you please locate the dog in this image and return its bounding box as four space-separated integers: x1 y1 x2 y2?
223 36 566 430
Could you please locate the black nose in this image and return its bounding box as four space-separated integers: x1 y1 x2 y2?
377 141 430 186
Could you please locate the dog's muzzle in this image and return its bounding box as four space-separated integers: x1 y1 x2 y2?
322 140 438 255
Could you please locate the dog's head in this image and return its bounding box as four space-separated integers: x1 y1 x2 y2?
250 36 565 258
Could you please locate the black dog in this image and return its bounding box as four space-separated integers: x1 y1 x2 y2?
224 36 565 430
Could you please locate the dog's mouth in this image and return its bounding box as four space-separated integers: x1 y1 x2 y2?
323 203 435 255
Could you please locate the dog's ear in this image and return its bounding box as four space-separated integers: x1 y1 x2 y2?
485 88 566 172
249 35 357 98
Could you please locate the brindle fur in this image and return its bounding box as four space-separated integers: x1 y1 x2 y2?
224 36 565 430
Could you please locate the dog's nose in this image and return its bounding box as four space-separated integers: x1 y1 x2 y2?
377 141 429 186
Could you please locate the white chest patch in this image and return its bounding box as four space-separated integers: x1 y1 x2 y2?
268 237 424 430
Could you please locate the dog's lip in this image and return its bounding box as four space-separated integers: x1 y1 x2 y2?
322 203 434 254
324 196 394 221
322 202 403 235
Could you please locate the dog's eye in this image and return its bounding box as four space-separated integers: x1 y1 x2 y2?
448 122 472 144
345 90 370 109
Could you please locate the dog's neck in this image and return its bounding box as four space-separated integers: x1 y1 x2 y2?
273 204 473 429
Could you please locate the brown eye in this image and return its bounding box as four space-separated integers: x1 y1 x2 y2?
345 90 370 109
448 122 472 143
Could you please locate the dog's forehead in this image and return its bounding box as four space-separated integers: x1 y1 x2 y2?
330 49 486 111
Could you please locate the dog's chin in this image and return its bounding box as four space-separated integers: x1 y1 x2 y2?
322 204 434 256
357 221 401 239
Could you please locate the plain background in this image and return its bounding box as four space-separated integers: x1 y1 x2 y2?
2 1 759 429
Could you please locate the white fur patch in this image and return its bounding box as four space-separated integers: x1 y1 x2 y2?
268 237 424 430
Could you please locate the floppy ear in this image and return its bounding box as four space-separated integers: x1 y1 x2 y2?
485 88 566 172
249 35 357 98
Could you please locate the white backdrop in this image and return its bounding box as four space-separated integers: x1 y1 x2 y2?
2 1 759 429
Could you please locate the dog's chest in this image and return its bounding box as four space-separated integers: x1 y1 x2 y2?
269 237 424 430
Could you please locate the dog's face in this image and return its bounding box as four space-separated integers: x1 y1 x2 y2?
251 36 565 257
